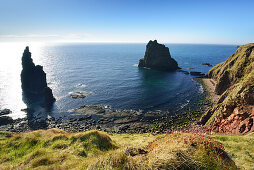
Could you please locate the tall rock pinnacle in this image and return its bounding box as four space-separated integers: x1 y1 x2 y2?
21 46 55 107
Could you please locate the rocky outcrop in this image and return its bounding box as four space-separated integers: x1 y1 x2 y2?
0 109 11 116
138 40 179 71
203 43 254 134
21 47 55 107
0 116 13 126
208 44 254 95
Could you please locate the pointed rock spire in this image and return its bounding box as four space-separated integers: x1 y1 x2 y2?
21 46 55 106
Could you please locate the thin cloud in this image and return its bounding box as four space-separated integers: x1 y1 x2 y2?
0 33 91 42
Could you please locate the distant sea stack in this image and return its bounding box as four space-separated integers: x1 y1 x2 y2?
21 46 55 106
138 40 179 71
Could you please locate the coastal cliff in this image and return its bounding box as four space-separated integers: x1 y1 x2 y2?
138 40 179 71
201 43 254 134
21 46 55 107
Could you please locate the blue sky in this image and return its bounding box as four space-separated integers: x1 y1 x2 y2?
0 0 253 44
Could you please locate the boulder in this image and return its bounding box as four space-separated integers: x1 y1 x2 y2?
0 116 13 126
69 91 92 99
138 40 179 71
21 46 55 107
0 109 11 116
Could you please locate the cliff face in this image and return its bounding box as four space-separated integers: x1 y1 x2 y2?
138 40 179 71
21 47 55 107
202 43 254 134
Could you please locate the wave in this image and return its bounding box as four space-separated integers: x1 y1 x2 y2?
68 91 92 96
76 83 87 88
180 100 190 109
198 84 204 93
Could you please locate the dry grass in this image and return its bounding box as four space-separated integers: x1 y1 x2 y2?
89 132 237 169
0 129 239 169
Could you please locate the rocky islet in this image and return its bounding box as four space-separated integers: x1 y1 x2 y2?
138 40 179 71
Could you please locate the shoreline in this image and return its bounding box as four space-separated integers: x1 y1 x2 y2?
196 77 219 104
201 78 220 103
0 75 213 134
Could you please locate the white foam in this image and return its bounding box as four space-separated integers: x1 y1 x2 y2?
198 84 204 93
133 64 138 67
180 100 190 109
76 83 87 88
69 91 92 96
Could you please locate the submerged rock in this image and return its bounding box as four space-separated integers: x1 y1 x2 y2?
21 47 55 106
190 71 205 76
69 91 92 99
138 40 179 71
202 63 213 67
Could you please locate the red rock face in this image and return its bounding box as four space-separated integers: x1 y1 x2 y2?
210 106 254 134
205 43 254 135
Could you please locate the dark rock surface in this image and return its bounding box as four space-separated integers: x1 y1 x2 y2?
202 63 213 67
138 40 179 71
0 103 206 134
21 46 55 106
0 109 11 116
0 116 13 126
214 71 230 95
125 147 148 156
69 91 92 99
190 71 205 77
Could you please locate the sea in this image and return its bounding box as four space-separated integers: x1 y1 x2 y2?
0 43 237 119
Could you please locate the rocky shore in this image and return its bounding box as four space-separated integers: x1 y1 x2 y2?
0 99 209 133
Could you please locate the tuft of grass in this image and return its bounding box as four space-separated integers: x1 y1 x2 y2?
0 129 242 169
89 132 237 169
0 129 116 169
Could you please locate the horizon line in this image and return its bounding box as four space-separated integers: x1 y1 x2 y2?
0 40 244 46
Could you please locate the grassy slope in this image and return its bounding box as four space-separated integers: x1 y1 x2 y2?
0 129 241 169
212 133 254 170
206 43 254 126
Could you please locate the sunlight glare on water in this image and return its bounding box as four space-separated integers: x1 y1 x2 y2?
0 42 44 119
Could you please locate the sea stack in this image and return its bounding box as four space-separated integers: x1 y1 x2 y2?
21 46 55 106
138 40 179 71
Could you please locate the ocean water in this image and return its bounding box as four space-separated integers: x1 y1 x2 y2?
0 43 237 119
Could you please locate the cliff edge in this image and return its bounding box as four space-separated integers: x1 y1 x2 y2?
201 43 254 134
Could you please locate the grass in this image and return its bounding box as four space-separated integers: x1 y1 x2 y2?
0 129 116 169
212 132 254 170
0 129 242 169
205 43 254 126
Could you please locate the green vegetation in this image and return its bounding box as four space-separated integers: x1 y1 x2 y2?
205 43 254 127
212 133 254 170
0 129 239 169
0 129 116 169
